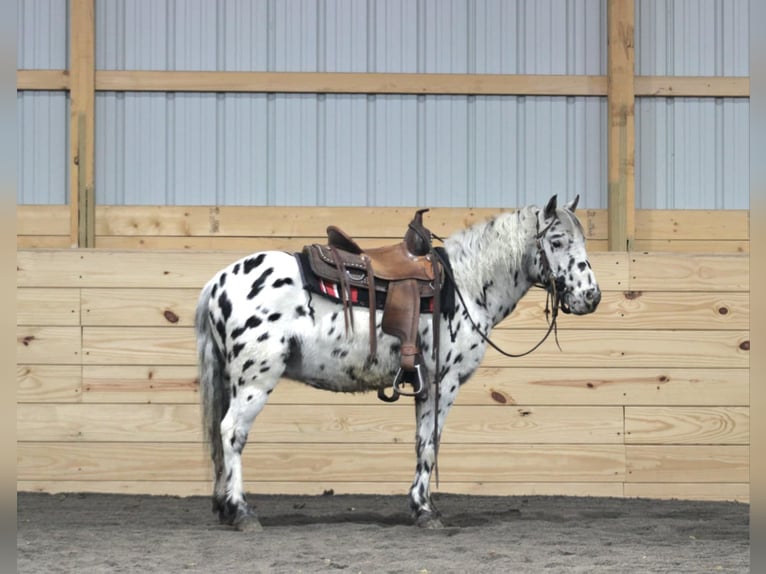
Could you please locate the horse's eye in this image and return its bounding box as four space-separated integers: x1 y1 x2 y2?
550 240 562 249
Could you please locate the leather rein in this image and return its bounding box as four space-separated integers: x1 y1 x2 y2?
427 213 569 359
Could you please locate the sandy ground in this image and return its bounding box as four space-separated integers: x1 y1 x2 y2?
17 492 748 573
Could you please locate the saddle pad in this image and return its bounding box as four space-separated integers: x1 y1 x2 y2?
295 249 456 317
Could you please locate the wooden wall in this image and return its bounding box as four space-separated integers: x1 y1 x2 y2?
16 206 749 502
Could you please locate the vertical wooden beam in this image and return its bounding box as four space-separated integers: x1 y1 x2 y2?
607 0 635 251
69 0 95 247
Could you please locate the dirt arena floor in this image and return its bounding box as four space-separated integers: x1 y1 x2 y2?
17 491 748 573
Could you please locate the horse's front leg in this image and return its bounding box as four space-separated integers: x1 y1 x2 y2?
409 373 460 528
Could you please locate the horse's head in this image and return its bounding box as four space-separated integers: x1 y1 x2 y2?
533 195 600 315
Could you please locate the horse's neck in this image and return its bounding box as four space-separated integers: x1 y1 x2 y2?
445 209 538 327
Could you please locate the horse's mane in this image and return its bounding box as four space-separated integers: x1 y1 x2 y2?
444 206 537 296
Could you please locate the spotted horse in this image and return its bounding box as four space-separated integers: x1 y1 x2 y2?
195 195 601 531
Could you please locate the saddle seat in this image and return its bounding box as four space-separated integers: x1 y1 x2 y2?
302 208 443 402
325 212 434 282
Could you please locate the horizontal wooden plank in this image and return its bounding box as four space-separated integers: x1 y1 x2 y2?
79 327 749 368
18 249 628 290
459 368 750 407
16 205 71 235
624 482 749 503
16 69 70 91
94 206 608 240
78 287 748 330
17 288 80 325
81 288 198 327
634 76 749 97
95 70 610 96
17 404 623 444
625 445 749 483
17 236 74 249
21 69 749 98
17 480 626 498
82 365 199 403
94 235 615 253
17 326 82 365
635 210 749 241
18 250 248 288
82 327 193 365
632 239 748 254
17 365 82 403
78 365 749 407
624 407 749 445
629 253 749 292
17 442 626 482
481 330 749 368
498 290 749 330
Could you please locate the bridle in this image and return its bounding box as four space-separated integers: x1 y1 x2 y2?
430 210 568 359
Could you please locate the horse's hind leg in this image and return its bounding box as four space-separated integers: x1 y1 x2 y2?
409 373 460 528
216 362 283 531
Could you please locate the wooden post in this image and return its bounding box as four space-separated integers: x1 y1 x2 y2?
69 0 95 247
607 0 635 251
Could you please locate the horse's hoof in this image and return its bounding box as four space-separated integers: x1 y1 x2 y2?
415 514 444 529
235 517 263 532
234 506 263 532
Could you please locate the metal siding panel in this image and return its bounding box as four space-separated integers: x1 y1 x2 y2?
636 97 748 209
371 95 419 205
17 0 68 69
636 0 748 75
17 92 69 204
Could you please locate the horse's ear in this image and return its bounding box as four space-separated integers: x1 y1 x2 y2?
565 195 580 213
544 195 558 219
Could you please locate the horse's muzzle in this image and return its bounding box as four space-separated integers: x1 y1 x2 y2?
573 287 601 314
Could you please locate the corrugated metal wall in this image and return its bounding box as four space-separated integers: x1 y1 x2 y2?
635 0 749 208
17 0 749 209
17 0 69 205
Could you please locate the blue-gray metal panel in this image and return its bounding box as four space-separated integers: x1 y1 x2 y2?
636 0 749 75
95 92 606 208
17 0 68 69
636 97 748 209
95 0 605 75
17 91 69 204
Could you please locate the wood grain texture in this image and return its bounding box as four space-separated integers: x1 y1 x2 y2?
624 407 749 445
74 288 749 330
94 70 609 95
635 210 749 240
17 404 623 445
16 205 71 235
629 253 749 292
17 480 626 498
481 329 749 368
17 365 82 403
81 288 198 327
77 365 749 407
625 445 749 482
17 326 82 364
633 76 749 97
623 482 748 503
77 327 749 368
17 443 626 482
17 288 80 326
93 205 608 239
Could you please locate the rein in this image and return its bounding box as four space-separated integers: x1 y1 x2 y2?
429 216 567 359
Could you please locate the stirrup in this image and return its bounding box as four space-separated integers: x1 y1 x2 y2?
377 363 428 403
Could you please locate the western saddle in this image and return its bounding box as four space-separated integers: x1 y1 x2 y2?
302 209 444 402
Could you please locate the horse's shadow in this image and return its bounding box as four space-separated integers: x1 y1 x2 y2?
256 507 521 529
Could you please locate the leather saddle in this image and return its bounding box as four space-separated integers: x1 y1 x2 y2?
303 209 443 401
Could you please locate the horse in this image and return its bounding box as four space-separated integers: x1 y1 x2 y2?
195 195 601 531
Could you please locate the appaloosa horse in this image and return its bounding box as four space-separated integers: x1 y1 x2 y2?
196 195 600 531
